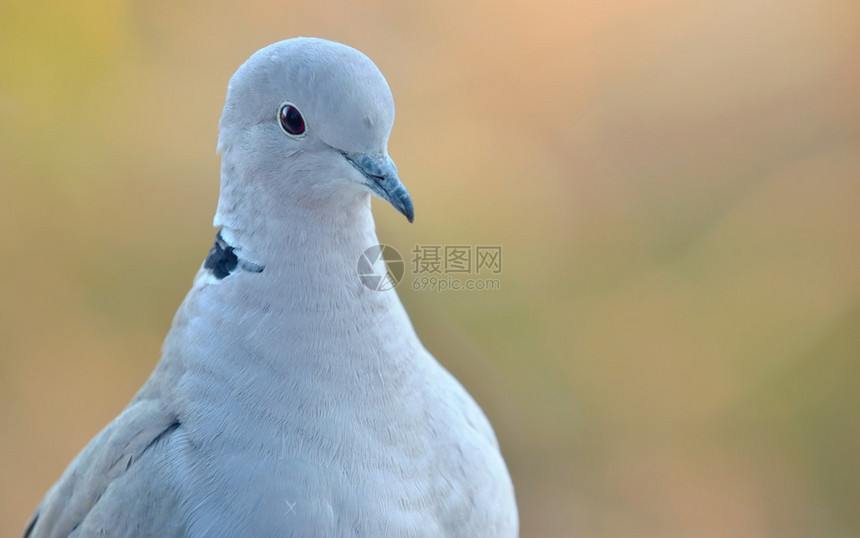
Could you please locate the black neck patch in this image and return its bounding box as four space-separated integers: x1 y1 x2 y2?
204 231 264 279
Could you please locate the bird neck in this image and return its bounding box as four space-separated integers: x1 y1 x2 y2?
218 197 387 293
212 144 385 281
144 164 422 410
179 194 420 384
189 151 417 361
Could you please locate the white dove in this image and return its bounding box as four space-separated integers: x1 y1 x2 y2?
25 37 518 537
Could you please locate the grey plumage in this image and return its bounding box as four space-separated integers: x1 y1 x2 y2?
25 37 518 537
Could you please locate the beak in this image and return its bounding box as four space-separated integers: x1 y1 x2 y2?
343 152 414 223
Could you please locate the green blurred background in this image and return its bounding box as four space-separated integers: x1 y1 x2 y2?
2 1 859 536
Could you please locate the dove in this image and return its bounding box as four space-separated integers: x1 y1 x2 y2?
24 37 518 537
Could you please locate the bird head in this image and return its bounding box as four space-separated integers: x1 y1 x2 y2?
215 37 414 230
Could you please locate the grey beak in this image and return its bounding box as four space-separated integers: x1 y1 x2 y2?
343 152 414 223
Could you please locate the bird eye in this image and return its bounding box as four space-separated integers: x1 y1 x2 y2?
278 103 306 137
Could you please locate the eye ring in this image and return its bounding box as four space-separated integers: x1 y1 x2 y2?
278 102 306 137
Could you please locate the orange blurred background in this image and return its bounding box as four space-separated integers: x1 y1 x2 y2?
2 1 859 536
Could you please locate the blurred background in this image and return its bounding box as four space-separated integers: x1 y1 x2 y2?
1 0 858 536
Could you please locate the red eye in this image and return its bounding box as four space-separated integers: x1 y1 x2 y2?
279 103 305 136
